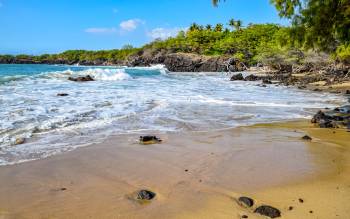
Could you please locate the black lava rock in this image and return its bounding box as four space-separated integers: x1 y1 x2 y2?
254 205 281 218
301 135 312 141
68 75 94 82
238 196 254 207
244 74 260 81
139 136 162 144
230 73 244 81
137 190 156 200
262 79 272 84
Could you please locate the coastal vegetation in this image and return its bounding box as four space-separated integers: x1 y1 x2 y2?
0 0 349 66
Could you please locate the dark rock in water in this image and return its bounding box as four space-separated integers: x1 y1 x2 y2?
139 136 162 144
230 73 244 81
262 79 272 84
254 205 281 218
68 75 94 82
301 135 312 141
238 196 254 207
244 74 259 81
313 88 322 92
345 90 350 95
137 190 156 200
57 93 69 96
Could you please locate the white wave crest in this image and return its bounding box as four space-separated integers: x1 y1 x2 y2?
84 68 131 81
47 68 131 81
132 64 169 74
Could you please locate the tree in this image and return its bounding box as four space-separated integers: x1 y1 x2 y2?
212 0 224 7
206 24 213 31
271 0 350 51
234 20 243 31
189 23 200 32
228 19 236 31
212 0 350 52
214 23 224 32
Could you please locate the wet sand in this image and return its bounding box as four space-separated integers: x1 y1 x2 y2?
0 120 349 219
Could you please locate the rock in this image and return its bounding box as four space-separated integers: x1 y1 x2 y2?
15 138 25 145
288 206 294 211
254 205 281 218
139 136 162 144
311 106 350 129
242 215 248 218
262 79 272 84
311 111 332 124
301 135 312 141
244 74 259 81
230 73 244 81
68 75 94 82
345 90 350 95
238 196 254 208
136 190 156 201
298 198 304 203
57 93 69 96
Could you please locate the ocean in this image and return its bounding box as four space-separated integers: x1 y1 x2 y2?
0 64 346 165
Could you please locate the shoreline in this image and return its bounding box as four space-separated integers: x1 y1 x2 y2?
0 120 349 218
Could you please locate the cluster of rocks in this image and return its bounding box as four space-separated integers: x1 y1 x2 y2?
238 196 281 218
127 50 247 72
311 105 350 129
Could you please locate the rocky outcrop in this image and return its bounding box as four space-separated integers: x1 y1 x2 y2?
127 51 246 72
311 105 350 128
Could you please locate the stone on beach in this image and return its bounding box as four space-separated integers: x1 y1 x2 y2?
301 135 312 141
311 106 350 129
136 190 156 201
139 136 162 145
254 205 281 218
238 196 254 208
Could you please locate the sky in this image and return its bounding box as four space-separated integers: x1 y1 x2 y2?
0 0 288 55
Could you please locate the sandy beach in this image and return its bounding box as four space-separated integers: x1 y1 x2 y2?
0 120 349 219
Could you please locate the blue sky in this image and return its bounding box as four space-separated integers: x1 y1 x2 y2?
0 0 288 55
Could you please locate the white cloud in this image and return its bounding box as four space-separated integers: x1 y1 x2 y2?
119 19 144 32
84 27 117 34
147 27 185 40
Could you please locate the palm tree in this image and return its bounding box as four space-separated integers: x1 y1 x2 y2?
234 20 243 31
189 23 200 32
214 23 224 32
228 19 235 31
205 24 213 31
212 0 225 7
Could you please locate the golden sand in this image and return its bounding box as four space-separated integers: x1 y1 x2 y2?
0 120 349 219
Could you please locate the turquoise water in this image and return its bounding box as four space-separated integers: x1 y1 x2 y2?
0 64 346 165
